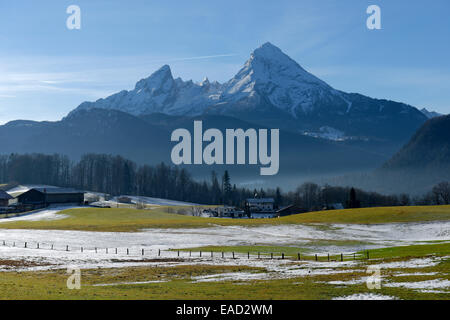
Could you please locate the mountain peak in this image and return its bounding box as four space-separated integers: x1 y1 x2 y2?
135 64 173 91
222 42 336 116
200 77 210 86
238 42 329 88
157 64 172 74
252 42 284 58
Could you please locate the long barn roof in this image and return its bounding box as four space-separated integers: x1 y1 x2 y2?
31 187 84 195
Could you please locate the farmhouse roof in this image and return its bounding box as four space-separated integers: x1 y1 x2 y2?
0 190 13 200
12 187 85 198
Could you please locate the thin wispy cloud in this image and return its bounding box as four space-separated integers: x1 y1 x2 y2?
159 53 239 62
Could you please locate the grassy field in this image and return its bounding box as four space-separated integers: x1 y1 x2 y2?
361 242 450 259
0 205 450 232
0 243 448 300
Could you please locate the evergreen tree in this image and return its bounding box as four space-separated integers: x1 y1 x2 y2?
211 171 222 204
275 187 283 208
222 170 232 205
347 187 361 208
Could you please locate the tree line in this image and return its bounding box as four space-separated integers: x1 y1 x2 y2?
0 153 254 205
0 153 448 210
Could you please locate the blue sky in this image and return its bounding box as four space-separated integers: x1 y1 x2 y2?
0 0 449 124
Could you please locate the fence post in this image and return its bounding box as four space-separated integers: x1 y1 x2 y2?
51 244 53 250
115 248 118 254
127 248 129 255
315 254 318 261
211 251 213 258
37 243 39 249
341 253 343 262
298 253 301 261
24 242 27 248
248 252 250 259
271 253 273 260
327 253 330 262
95 247 97 253
159 249 161 257
353 253 356 260
258 252 260 259
232 252 235 259
222 252 224 259
200 251 202 257
282 253 285 260
178 251 180 257
189 250 191 257
81 247 83 253
66 245 69 251
142 249 144 256
106 248 108 254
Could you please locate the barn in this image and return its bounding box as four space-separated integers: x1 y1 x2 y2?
17 187 85 206
0 190 13 207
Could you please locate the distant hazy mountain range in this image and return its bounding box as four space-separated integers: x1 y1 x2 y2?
420 108 442 119
0 43 441 188
0 109 387 187
329 115 450 195
384 114 450 171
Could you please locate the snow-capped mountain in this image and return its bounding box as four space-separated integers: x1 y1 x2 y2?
219 42 348 117
71 42 427 147
73 42 349 118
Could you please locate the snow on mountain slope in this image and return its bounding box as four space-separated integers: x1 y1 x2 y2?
221 42 346 116
74 65 222 116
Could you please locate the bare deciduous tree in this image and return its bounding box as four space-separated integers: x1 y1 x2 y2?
432 182 450 205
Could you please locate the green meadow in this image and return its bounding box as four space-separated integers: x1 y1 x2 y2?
0 205 449 300
0 243 448 300
0 205 450 232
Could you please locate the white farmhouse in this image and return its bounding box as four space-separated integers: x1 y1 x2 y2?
245 198 277 219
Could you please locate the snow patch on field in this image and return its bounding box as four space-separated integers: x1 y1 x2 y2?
0 206 80 223
393 272 439 277
333 293 398 300
327 278 368 286
92 280 168 287
385 279 450 290
193 272 268 282
369 257 445 269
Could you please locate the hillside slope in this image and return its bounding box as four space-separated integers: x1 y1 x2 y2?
384 115 450 170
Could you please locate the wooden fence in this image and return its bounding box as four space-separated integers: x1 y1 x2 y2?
0 239 370 261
